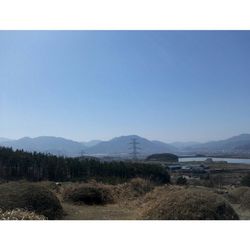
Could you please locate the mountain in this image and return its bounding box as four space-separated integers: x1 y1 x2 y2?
0 136 86 157
185 134 250 153
170 141 201 149
235 143 250 152
85 135 178 156
0 137 12 143
2 133 250 157
82 140 103 147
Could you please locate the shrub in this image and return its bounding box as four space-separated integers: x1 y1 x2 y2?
0 208 47 220
63 182 114 205
176 176 187 185
141 186 239 220
0 182 63 219
129 178 154 195
113 178 154 202
241 174 250 187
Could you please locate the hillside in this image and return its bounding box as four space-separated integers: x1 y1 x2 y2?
1 133 250 157
0 137 12 143
185 134 250 153
85 135 178 156
0 136 86 157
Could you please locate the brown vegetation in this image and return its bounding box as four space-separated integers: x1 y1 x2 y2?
0 182 63 219
112 178 154 203
228 187 250 210
63 178 154 207
0 208 47 220
141 186 239 220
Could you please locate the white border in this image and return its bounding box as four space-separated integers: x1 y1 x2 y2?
0 221 249 250
0 0 250 29
0 0 250 249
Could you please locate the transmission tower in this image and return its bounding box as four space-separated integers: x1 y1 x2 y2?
129 138 140 160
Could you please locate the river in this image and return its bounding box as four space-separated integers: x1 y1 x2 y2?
179 157 250 164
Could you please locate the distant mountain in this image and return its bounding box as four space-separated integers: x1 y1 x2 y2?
82 140 103 147
2 133 250 157
234 143 250 152
185 134 250 153
0 137 12 143
170 141 201 149
0 136 86 157
85 135 178 156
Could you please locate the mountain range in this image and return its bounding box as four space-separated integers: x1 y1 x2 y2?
1 134 250 157
185 134 250 154
0 136 87 157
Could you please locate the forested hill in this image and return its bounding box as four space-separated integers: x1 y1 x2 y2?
0 147 170 184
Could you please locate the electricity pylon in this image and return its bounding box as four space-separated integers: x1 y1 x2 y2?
129 138 140 160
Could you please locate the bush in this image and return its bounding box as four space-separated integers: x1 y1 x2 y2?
0 182 63 219
176 176 187 185
141 186 239 220
0 208 47 220
241 174 250 187
113 178 154 202
129 178 154 195
63 182 114 205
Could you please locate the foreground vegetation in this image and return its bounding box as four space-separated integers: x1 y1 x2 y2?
1 147 250 220
0 208 47 220
2 177 250 220
0 182 63 219
140 186 238 220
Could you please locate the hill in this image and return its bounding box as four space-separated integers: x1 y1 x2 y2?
0 137 12 143
0 136 86 157
146 153 179 162
85 135 178 156
185 134 250 154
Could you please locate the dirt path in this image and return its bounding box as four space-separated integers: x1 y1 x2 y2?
232 204 250 220
62 202 139 220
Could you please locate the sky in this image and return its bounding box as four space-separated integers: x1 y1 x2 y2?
0 31 250 143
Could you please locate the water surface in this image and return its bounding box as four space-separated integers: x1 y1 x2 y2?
179 157 250 164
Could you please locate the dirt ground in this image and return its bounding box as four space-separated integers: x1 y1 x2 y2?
232 205 250 220
62 202 139 220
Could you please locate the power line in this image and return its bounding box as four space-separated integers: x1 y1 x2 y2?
129 138 140 160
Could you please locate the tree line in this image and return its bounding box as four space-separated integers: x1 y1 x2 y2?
0 147 170 184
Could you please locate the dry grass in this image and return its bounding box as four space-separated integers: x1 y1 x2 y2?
0 182 63 219
62 178 154 206
140 186 239 220
112 178 154 205
0 208 47 220
227 187 250 210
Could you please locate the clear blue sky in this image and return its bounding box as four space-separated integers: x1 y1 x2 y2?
1 31 250 142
